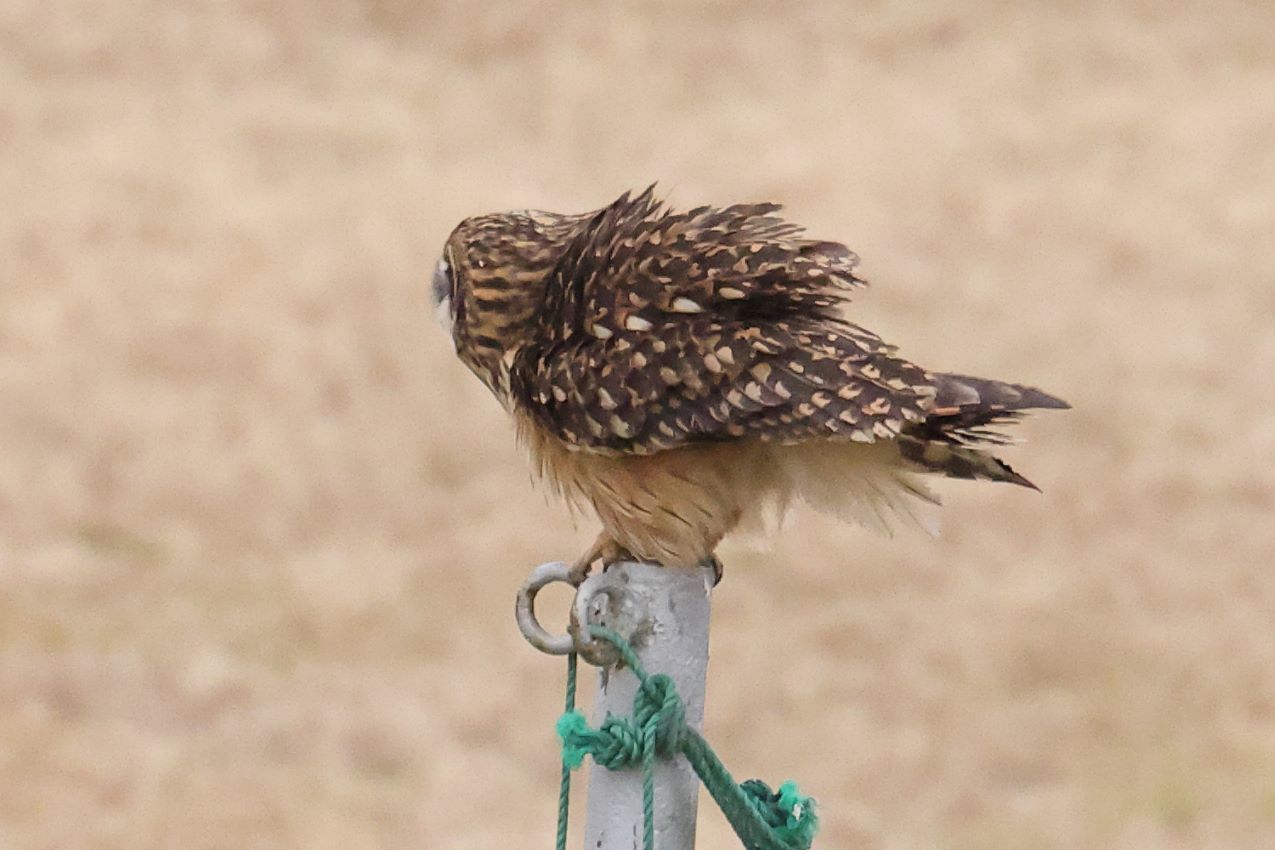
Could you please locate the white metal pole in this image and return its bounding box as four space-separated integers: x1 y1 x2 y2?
573 561 715 850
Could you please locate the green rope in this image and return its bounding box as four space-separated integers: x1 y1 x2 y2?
555 625 819 850
554 651 577 850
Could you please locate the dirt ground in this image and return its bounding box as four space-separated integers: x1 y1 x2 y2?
2 1 1273 848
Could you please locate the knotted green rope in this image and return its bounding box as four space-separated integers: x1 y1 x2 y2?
554 625 818 850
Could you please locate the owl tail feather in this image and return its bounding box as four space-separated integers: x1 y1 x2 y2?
899 372 1068 490
931 373 1070 416
896 435 1039 491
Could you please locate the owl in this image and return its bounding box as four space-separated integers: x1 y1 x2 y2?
433 187 1067 582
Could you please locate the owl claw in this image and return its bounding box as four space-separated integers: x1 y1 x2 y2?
702 555 724 586
565 559 592 587
568 535 631 585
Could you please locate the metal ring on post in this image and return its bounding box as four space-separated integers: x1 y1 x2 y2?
571 572 626 667
514 562 577 656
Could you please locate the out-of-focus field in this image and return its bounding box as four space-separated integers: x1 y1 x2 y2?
2 1 1273 848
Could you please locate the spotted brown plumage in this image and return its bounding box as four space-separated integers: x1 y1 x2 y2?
435 186 1068 577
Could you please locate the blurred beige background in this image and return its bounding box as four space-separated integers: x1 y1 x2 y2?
2 1 1273 848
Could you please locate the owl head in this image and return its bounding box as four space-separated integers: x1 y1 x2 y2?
433 209 584 396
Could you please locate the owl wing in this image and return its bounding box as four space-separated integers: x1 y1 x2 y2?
509 187 938 455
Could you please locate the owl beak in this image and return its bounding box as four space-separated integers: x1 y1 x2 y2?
432 256 454 334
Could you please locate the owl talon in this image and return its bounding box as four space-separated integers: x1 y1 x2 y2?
565 560 593 587
568 536 631 586
702 555 724 586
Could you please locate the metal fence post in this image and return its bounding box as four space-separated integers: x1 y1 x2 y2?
515 560 715 850
575 561 714 850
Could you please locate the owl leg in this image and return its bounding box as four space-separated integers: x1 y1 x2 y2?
567 533 632 585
